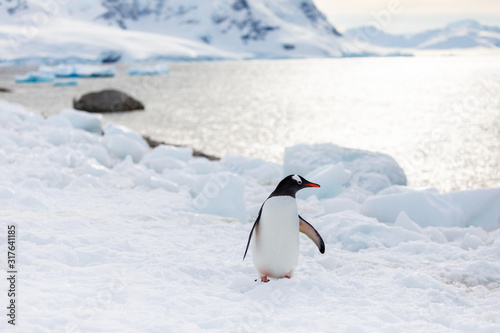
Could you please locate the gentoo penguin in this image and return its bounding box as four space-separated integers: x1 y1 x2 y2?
243 174 325 282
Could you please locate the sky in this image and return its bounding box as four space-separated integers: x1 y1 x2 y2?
314 0 500 33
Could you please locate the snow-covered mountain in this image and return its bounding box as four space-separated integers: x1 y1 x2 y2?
0 0 379 65
345 20 500 50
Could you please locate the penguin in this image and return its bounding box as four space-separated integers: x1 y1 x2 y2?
243 174 325 282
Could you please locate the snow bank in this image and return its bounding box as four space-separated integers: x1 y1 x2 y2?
127 63 170 76
0 99 499 332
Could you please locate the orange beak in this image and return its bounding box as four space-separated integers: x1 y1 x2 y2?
305 182 320 188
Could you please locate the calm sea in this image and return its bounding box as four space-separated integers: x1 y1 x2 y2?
0 56 499 192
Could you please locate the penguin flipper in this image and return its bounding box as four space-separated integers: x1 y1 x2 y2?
243 207 262 261
299 216 325 254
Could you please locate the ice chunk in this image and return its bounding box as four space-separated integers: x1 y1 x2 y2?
449 189 500 231
133 174 179 192
299 163 351 199
315 211 428 252
461 233 483 250
394 211 422 233
59 109 102 133
221 155 281 184
104 123 148 149
350 172 392 194
192 172 246 222
127 63 169 76
284 143 406 194
188 158 220 175
363 187 500 230
141 145 193 173
362 188 465 228
53 79 78 87
323 197 360 214
45 115 73 128
45 129 71 146
15 71 54 83
145 144 192 162
86 145 112 168
81 160 111 177
103 134 148 163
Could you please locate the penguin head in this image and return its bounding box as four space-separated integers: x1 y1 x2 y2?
269 174 320 198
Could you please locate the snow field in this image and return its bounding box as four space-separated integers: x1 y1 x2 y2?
0 100 499 332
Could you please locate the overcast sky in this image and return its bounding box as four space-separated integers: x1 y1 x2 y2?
314 0 500 33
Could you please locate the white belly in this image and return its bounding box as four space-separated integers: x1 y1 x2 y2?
251 196 300 278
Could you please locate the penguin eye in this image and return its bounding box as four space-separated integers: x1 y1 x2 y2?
297 179 302 185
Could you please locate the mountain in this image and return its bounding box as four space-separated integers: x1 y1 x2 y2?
344 20 500 50
0 0 380 65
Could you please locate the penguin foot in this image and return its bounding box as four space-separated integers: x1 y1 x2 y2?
284 275 291 279
260 276 269 283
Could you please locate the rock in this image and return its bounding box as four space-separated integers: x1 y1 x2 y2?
143 135 220 161
0 87 11 92
73 89 144 112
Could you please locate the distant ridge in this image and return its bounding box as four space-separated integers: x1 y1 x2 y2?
344 20 500 50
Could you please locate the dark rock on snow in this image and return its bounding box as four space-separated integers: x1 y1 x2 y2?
73 89 144 112
0 87 12 92
143 135 220 161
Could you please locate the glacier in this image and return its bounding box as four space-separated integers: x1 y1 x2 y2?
0 0 384 65
0 98 499 332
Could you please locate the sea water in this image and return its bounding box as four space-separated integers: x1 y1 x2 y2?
0 56 498 192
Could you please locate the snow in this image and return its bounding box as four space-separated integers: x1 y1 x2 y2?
0 17 243 66
1 99 500 332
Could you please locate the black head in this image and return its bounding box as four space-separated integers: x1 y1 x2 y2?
269 174 320 198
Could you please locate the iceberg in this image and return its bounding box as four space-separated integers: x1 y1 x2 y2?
53 79 78 87
14 71 55 83
127 63 170 76
39 65 115 78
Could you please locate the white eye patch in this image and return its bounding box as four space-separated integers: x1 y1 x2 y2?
292 174 302 184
